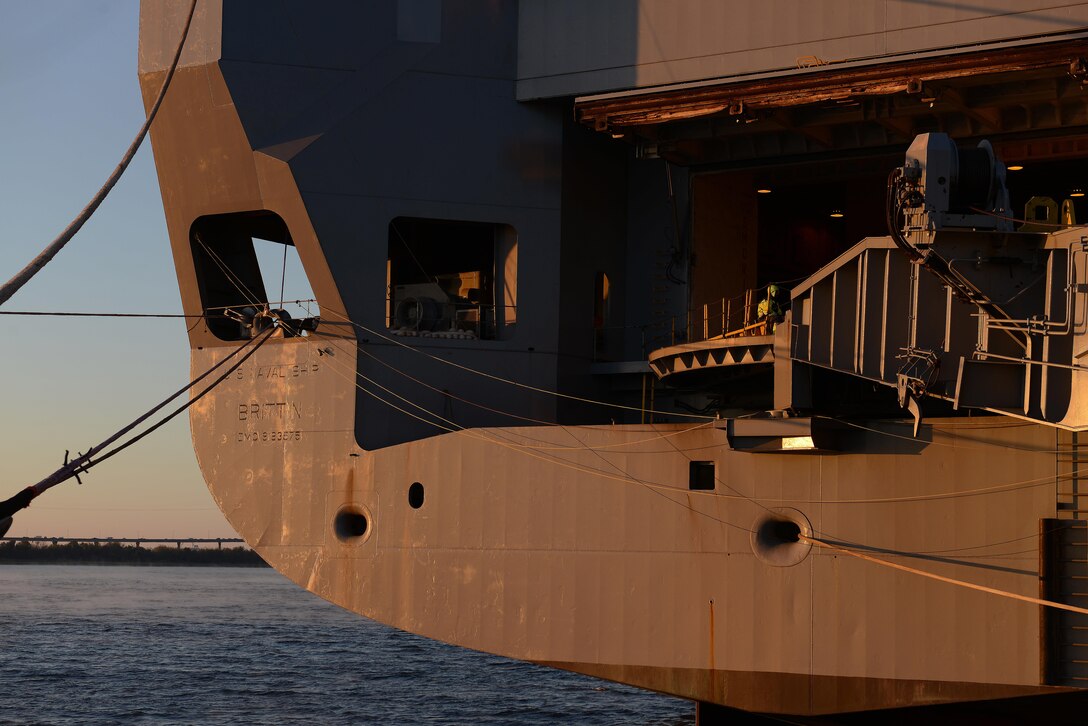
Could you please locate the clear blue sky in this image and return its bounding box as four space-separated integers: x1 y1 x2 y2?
0 1 236 538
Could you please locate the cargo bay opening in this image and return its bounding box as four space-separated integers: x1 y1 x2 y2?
577 42 1088 420
691 153 1088 323
659 155 1088 418
690 157 894 319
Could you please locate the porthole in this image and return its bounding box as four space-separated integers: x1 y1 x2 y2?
408 482 425 509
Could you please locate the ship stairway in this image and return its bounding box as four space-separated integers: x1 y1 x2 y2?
1059 431 1088 519
788 236 978 410
1042 519 1088 687
785 231 1088 429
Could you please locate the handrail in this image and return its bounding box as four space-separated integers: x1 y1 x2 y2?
657 283 787 349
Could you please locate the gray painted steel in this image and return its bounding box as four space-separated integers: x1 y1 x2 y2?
517 1 1088 99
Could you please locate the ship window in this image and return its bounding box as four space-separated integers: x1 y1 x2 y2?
189 211 319 341
408 482 425 509
386 217 517 340
689 461 715 490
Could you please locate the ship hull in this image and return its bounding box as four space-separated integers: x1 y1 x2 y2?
190 340 1079 718
136 2 1088 718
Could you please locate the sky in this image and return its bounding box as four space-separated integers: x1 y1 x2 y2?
0 1 238 538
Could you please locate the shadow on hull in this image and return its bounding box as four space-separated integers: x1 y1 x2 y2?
698 689 1088 725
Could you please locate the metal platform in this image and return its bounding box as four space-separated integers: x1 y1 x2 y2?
648 334 774 380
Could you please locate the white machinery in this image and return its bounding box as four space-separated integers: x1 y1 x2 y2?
890 132 1012 254
392 282 453 332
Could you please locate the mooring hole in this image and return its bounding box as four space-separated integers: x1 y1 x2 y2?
408 482 425 509
750 508 811 567
334 508 369 541
759 519 801 547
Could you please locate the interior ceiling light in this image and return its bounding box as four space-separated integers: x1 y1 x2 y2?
830 209 844 218
757 188 772 194
1072 188 1085 197
1007 164 1024 171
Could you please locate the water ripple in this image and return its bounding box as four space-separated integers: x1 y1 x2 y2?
0 566 693 725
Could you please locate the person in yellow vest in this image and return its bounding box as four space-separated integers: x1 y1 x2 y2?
757 284 785 333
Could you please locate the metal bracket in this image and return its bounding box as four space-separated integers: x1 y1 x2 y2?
896 373 925 437
63 449 85 486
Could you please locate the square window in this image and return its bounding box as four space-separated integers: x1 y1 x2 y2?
689 461 715 490
387 217 517 340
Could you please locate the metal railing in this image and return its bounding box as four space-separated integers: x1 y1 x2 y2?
662 284 785 348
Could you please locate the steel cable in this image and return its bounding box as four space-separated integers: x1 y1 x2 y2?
4 327 275 518
0 0 199 306
803 534 1088 616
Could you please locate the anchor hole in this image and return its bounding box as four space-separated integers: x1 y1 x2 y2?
334 508 369 541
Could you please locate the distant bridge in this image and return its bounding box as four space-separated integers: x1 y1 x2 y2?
1 536 245 550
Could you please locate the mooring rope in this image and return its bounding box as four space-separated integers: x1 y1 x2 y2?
319 306 716 420
0 310 202 319
0 326 275 522
0 0 199 306
801 534 1088 616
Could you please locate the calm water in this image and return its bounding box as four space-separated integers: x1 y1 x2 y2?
0 566 693 725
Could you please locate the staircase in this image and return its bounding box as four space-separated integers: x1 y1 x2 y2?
784 230 1088 428
1059 432 1088 520
1043 518 1088 687
787 236 977 405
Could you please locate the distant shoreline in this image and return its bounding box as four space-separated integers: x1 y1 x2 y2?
0 541 269 567
0 560 267 567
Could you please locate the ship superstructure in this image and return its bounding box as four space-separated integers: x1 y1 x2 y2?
140 2 1088 722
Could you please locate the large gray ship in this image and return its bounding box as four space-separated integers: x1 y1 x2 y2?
140 2 1088 722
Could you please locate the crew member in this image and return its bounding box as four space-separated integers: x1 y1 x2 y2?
757 284 786 333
